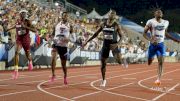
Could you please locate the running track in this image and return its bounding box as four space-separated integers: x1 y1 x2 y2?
0 63 179 101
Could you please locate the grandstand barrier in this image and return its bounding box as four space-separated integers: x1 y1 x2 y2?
70 47 89 64
107 51 117 63
0 62 5 70
1 42 179 70
66 2 87 15
32 42 52 68
0 44 6 61
7 46 28 68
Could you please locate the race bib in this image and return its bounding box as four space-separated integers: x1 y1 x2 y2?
17 29 26 35
54 34 65 44
153 34 163 42
60 28 65 34
104 34 113 40
16 24 26 35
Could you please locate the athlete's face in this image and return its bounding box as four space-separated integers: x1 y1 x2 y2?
154 10 163 19
62 13 68 21
109 11 116 20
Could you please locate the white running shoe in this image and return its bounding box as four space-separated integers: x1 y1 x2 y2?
100 80 107 87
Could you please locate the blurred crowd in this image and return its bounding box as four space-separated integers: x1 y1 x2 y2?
0 0 149 55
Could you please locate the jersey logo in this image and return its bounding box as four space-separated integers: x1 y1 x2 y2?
60 27 66 33
103 28 115 32
155 25 165 31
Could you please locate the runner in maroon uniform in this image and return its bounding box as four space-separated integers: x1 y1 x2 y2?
7 10 36 79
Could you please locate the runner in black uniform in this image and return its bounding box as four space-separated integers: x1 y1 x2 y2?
83 10 127 87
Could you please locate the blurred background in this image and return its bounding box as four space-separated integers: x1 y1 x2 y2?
0 0 179 70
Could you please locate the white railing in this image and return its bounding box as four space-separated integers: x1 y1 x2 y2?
7 46 15 63
66 2 87 15
34 42 49 56
70 46 81 62
0 44 6 60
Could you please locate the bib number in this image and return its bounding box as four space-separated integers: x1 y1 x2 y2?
18 29 26 35
54 34 65 45
104 34 113 40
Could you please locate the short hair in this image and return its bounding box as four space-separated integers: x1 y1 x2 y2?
62 11 68 16
154 8 162 13
111 10 116 14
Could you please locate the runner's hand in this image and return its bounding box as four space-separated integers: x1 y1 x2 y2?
150 36 158 45
63 37 69 43
82 41 88 48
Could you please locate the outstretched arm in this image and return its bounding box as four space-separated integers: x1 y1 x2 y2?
165 30 180 43
23 20 36 32
6 25 16 32
83 24 103 47
116 23 125 44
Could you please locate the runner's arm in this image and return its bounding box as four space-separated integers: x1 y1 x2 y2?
165 30 180 43
86 24 103 43
143 25 151 41
116 23 125 44
6 25 16 32
23 20 36 32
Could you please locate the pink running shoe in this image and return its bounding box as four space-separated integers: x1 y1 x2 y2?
12 71 19 80
28 61 33 71
64 77 68 85
49 76 56 83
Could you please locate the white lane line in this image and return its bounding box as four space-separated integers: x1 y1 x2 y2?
0 68 99 82
161 79 173 81
0 74 50 82
71 82 134 100
0 66 143 82
0 66 112 76
72 91 101 99
122 78 137 80
90 69 157 101
18 75 26 77
72 69 156 100
0 81 90 97
0 66 148 98
16 80 46 85
0 90 37 97
138 69 180 93
0 67 144 97
0 67 101 82
45 81 90 90
0 76 61 87
37 76 100 101
0 84 9 87
152 83 179 101
37 81 91 101
84 76 98 79
106 82 134 90
37 67 149 101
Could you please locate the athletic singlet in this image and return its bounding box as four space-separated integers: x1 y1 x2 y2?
102 21 119 43
146 18 169 43
53 21 70 47
16 19 29 36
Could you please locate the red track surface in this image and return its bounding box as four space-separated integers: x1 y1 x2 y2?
0 63 179 101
